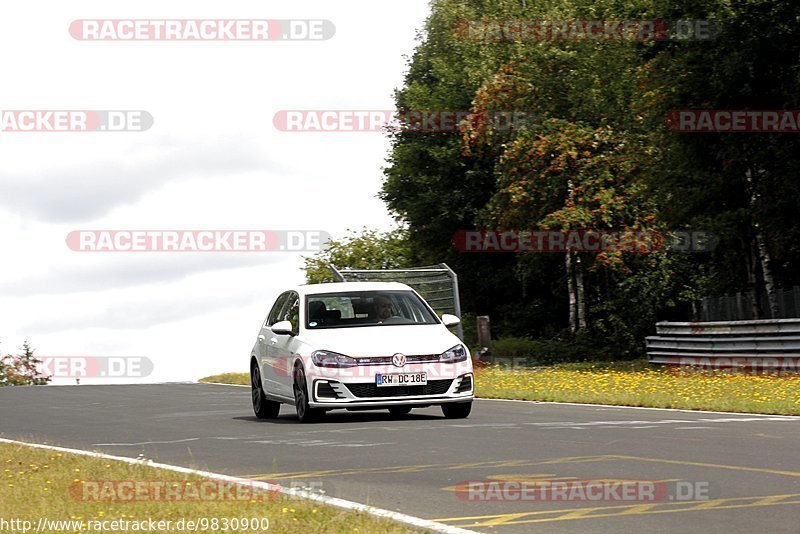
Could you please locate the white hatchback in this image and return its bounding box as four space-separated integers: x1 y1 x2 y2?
250 282 474 422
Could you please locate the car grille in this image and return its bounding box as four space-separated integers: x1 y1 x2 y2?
344 379 453 398
353 354 441 365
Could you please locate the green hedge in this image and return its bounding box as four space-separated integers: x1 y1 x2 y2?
487 336 612 366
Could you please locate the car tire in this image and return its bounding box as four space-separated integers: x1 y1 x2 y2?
294 366 324 423
388 406 413 417
251 363 280 419
441 401 472 419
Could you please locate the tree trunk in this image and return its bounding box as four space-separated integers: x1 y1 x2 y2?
575 255 587 331
566 251 576 333
755 230 779 318
746 168 779 318
746 240 762 319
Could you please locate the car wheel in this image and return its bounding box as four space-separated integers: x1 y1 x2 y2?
251 363 280 419
441 401 472 419
293 366 323 423
388 406 412 417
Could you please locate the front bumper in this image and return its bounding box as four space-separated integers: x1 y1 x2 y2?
308 373 474 408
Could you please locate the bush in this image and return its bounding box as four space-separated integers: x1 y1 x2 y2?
459 312 479 349
488 336 612 366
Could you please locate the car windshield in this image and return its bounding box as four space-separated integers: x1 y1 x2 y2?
305 291 439 329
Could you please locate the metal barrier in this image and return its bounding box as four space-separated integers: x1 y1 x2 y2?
646 319 800 368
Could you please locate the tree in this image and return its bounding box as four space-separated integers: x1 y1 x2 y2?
382 0 800 353
479 117 658 332
0 340 50 386
635 0 800 316
302 227 414 283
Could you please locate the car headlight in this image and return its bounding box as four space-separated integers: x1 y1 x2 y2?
311 350 358 368
440 344 467 363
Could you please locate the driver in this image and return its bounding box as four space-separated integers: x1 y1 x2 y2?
374 296 394 322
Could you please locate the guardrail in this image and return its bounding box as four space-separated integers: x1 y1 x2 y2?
646 319 800 369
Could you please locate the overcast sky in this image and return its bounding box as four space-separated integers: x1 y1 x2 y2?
0 0 431 383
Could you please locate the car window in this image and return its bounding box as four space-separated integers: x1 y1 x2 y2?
306 291 439 329
280 292 300 332
266 292 290 326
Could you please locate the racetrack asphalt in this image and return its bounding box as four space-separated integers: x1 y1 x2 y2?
1 383 799 533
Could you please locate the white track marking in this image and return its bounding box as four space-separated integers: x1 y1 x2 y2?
198 382 800 418
93 438 201 446
478 397 800 418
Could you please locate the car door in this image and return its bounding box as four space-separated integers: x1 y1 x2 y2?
259 292 290 397
271 291 301 397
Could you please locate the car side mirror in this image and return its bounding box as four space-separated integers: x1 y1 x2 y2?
441 314 461 327
271 320 296 336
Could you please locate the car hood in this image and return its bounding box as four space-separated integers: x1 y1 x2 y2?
299 324 462 357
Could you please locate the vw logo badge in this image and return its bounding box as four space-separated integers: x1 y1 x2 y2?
392 353 407 367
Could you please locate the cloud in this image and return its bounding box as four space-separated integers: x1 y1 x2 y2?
0 254 280 296
0 137 273 223
19 268 280 336
21 287 271 333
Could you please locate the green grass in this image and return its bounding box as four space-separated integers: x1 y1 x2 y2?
0 442 422 533
201 360 800 415
200 373 249 386
474 362 800 415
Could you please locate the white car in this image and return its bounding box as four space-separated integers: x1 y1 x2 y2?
250 282 474 422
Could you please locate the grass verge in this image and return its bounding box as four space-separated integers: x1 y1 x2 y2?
0 442 422 533
200 373 249 386
201 361 800 415
475 361 800 415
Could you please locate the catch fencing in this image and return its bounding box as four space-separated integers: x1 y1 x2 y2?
328 263 464 340
696 286 800 321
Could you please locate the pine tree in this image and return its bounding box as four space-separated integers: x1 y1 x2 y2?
0 339 50 386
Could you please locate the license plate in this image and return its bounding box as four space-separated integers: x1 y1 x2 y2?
376 373 427 387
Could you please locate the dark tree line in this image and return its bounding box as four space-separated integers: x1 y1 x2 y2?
379 0 800 355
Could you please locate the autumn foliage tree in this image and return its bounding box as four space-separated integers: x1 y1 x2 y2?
479 116 659 331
